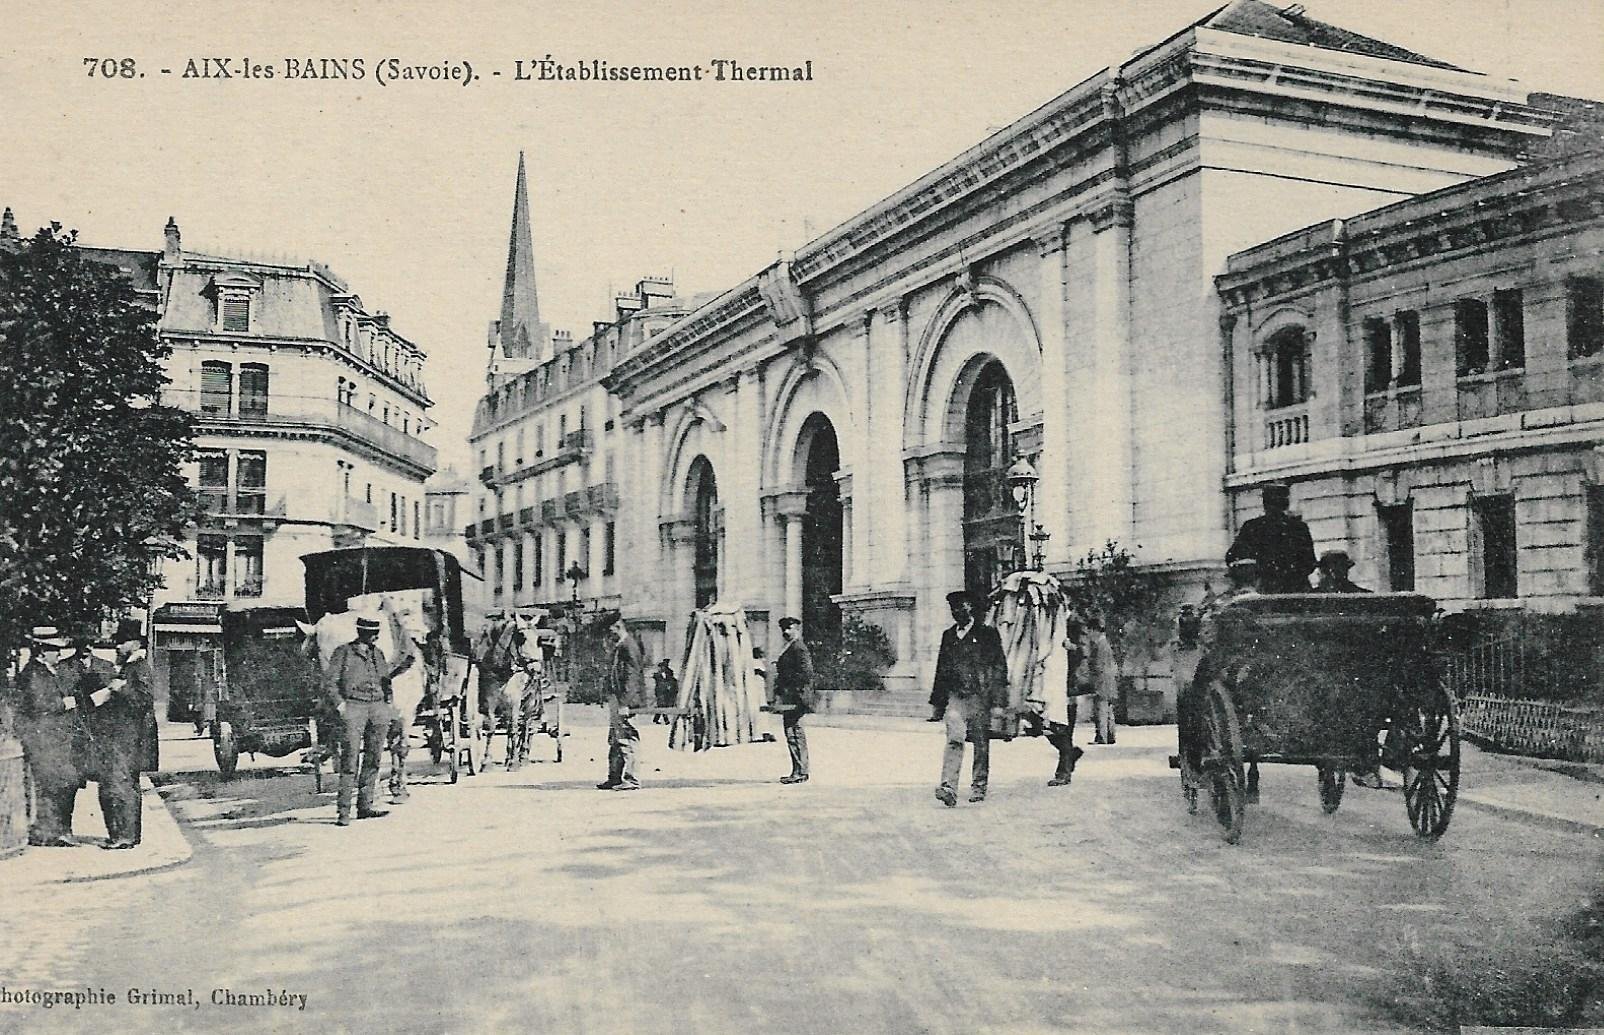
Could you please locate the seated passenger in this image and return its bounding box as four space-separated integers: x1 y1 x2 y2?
1313 550 1370 594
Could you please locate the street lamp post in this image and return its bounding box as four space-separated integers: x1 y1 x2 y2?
562 560 587 609
1007 456 1049 571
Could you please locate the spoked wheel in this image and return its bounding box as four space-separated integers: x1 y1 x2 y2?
1204 681 1245 845
1317 766 1346 814
1401 681 1460 839
427 714 445 765
213 720 240 777
445 700 462 785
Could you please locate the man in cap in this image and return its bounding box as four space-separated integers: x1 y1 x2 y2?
85 618 158 848
931 589 1009 807
598 613 647 791
15 626 85 846
771 616 816 784
323 615 414 825
1226 483 1316 593
1314 550 1370 594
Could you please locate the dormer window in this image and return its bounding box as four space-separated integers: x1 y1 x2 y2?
220 294 250 332
208 272 261 334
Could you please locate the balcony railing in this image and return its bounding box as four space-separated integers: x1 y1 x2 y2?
1457 369 1526 421
464 521 480 540
341 497 379 530
196 580 227 600
519 506 537 526
480 465 499 487
561 429 593 453
540 499 562 522
1364 387 1424 436
1263 406 1309 449
479 518 496 535
563 490 586 515
497 513 515 532
235 577 264 598
584 482 621 514
169 389 437 471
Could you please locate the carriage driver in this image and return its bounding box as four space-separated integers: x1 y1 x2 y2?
324 615 416 826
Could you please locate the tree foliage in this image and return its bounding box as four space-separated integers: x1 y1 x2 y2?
810 615 898 691
0 225 196 658
1062 540 1166 668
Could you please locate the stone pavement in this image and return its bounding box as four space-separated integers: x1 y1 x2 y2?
1 775 191 886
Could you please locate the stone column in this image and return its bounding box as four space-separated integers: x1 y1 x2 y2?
871 299 910 585
643 411 667 615
837 472 854 589
777 491 808 621
724 368 764 606
1035 222 1071 569
1085 198 1134 546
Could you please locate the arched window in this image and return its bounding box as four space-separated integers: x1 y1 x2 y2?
1265 327 1310 409
963 360 1018 597
689 457 718 608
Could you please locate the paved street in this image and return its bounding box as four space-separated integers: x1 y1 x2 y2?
3 713 1601 1034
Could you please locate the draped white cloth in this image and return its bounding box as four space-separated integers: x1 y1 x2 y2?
988 571 1075 728
672 601 765 751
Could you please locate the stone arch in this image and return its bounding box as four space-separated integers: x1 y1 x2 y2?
764 353 857 490
660 404 722 517
904 276 1043 452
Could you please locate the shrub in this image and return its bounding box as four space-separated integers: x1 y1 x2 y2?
810 615 897 691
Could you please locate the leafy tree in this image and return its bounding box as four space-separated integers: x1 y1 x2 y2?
1062 540 1166 671
0 224 196 662
809 615 898 691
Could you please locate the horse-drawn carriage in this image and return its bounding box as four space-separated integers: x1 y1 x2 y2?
301 546 481 787
474 611 564 768
1173 592 1461 844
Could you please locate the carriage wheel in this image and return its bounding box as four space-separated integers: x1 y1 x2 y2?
1317 766 1346 814
213 720 240 777
1204 682 1245 845
428 718 444 765
1402 682 1460 839
445 701 461 785
554 698 564 763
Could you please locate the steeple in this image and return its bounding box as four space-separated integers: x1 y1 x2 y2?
498 151 544 362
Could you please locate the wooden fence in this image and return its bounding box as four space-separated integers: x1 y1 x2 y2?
1456 693 1604 764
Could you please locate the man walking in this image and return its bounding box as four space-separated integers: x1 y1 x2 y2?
932 590 1009 807
16 626 84 846
324 615 413 826
84 619 158 848
1084 614 1119 746
598 614 647 791
651 660 679 725
1046 619 1086 787
1226 483 1316 593
772 617 815 784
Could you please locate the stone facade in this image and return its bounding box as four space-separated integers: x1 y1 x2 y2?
1218 149 1604 610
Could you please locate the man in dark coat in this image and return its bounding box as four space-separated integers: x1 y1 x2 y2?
932 590 1009 807
598 615 647 791
651 660 679 725
16 626 84 846
85 619 159 848
1226 483 1316 593
324 615 414 826
772 617 815 784
1314 550 1371 594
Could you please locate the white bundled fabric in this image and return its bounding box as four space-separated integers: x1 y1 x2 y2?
671 601 764 751
988 571 1074 729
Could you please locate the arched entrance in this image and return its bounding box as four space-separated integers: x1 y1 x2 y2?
799 414 843 642
689 457 718 608
962 359 1019 599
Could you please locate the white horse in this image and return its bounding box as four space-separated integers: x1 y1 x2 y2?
300 592 431 802
473 612 547 769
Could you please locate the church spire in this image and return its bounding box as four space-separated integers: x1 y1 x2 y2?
498 151 544 361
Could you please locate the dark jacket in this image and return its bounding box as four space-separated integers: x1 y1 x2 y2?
1315 575 1371 594
87 650 159 775
653 668 679 708
931 623 1008 711
605 633 648 710
772 639 816 712
1226 511 1316 593
15 659 85 787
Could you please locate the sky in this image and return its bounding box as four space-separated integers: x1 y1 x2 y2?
4 0 1603 473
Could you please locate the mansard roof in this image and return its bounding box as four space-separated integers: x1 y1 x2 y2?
1202 0 1461 71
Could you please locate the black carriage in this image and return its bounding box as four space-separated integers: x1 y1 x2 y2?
301 546 478 783
1173 593 1460 844
211 607 326 779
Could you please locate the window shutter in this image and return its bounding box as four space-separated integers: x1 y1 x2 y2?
200 362 232 413
221 294 250 332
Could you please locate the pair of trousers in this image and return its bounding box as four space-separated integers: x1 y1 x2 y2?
607 702 639 785
98 767 141 843
940 695 990 795
1093 697 1117 743
337 700 389 815
29 773 78 842
1047 699 1080 780
783 710 808 776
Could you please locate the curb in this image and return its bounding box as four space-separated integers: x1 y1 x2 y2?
2 776 194 886
1453 793 1604 839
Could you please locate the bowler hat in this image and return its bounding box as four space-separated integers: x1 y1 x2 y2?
1319 550 1355 571
945 590 980 610
29 625 70 647
114 617 146 645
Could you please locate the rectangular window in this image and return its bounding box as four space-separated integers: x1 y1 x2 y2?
494 545 505 597
536 424 545 457
581 526 593 574
1587 486 1604 596
413 501 421 539
382 403 390 425
1364 318 1392 394
238 363 269 416
1569 276 1604 359
604 521 616 576
220 294 250 333
196 535 227 597
365 483 373 505
533 533 544 586
1492 288 1525 369
235 539 263 597
1456 298 1490 376
200 361 232 414
516 430 525 466
496 441 505 470
1379 502 1415 592
389 492 398 533
512 540 525 593
235 451 266 515
1472 494 1518 599
1395 310 1422 387
556 531 567 575
398 495 407 537
197 453 229 513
